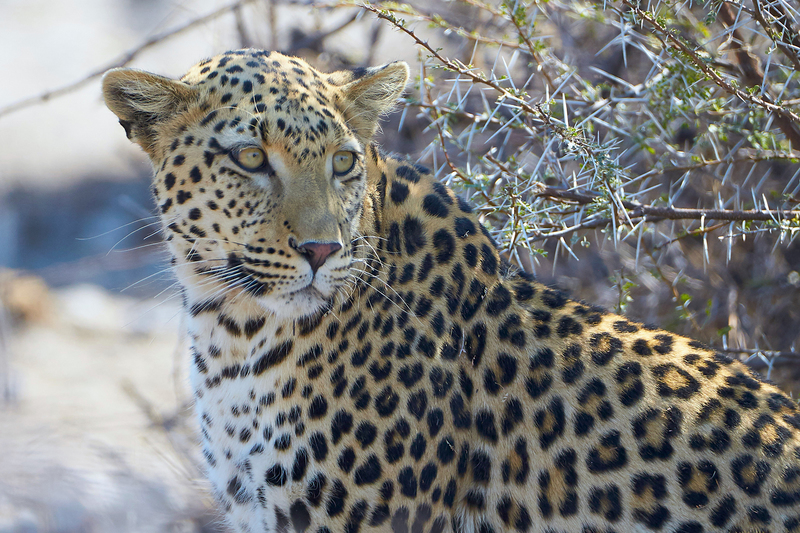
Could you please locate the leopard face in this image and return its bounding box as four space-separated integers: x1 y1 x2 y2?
104 51 407 319
104 50 800 533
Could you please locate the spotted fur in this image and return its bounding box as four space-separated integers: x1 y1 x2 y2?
103 50 800 533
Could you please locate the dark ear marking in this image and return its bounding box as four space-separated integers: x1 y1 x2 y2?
118 119 133 140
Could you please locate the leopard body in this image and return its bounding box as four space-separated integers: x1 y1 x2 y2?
102 49 800 533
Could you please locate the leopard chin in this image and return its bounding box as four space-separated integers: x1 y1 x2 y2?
257 285 332 320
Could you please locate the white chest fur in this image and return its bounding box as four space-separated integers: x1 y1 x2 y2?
187 312 303 533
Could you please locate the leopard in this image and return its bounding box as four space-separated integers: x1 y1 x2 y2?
102 49 800 533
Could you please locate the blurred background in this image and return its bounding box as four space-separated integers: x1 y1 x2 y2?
1 0 799 531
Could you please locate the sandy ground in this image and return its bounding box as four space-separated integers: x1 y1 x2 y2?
0 282 224 533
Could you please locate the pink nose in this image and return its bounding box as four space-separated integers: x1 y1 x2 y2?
295 241 342 273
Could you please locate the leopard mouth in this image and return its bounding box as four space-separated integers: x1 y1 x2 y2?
193 253 336 307
191 254 271 297
234 263 331 303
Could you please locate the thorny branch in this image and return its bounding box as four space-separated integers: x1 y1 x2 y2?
371 3 800 237
717 2 800 149
502 1 556 89
523 202 800 243
370 3 532 52
751 0 800 74
361 3 596 153
419 62 497 207
657 150 800 174
483 153 800 225
620 0 800 143
366 0 800 359
723 348 800 359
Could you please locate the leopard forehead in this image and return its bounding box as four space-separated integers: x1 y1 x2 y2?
179 50 357 164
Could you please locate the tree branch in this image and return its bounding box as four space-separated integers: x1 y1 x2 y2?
620 0 800 137
0 0 259 120
658 149 800 175
361 2 596 156
526 202 799 242
752 0 800 74
717 2 800 149
366 3 531 52
484 153 800 220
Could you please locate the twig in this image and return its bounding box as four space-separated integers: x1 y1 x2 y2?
484 153 595 205
483 152 800 221
361 3 596 156
527 203 800 242
722 347 800 358
233 3 254 48
0 299 14 404
505 1 556 90
717 2 800 149
654 222 727 250
645 250 704 332
419 62 497 207
658 150 800 175
619 0 800 131
267 0 278 51
289 11 361 52
627 204 800 222
121 379 165 427
752 0 800 74
411 101 510 128
369 3 532 52
120 379 204 484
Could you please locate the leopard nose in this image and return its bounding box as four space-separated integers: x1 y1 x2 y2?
294 241 342 274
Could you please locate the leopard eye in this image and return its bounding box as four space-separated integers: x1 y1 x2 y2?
332 151 355 176
232 147 266 170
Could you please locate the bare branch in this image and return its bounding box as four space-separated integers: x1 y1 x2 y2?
0 0 260 120
233 3 255 48
288 11 361 52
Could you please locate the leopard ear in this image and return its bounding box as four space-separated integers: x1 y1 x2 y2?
102 68 198 156
334 62 409 142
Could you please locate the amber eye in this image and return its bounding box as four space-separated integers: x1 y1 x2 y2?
232 147 266 170
332 151 355 175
